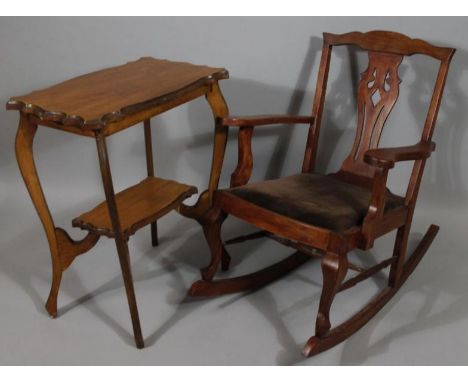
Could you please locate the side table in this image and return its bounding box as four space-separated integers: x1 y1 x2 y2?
7 57 229 348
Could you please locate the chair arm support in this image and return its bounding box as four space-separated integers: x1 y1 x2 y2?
364 141 436 169
230 126 254 187
222 115 314 127
228 115 313 187
361 167 391 248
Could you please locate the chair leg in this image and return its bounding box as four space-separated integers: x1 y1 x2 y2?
315 251 348 337
303 225 438 357
303 250 348 357
388 224 410 288
201 211 227 281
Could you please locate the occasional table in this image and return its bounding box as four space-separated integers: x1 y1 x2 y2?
7 57 229 348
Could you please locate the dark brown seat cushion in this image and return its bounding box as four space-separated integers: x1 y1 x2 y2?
226 173 404 232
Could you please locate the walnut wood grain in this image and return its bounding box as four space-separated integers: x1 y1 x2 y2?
230 126 254 187
315 251 348 337
222 115 314 127
7 57 228 132
178 82 229 221
93 132 144 348
228 119 312 188
190 30 455 359
302 40 332 172
364 141 436 169
143 119 158 247
189 251 311 297
303 225 439 357
8 56 229 349
341 51 404 178
15 114 63 317
72 176 197 239
14 114 101 317
214 191 356 252
324 31 454 60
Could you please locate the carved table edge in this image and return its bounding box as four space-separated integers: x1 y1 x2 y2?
6 69 229 131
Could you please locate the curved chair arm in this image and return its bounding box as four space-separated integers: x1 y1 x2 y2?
222 115 314 127
361 141 436 248
228 115 314 187
364 141 436 169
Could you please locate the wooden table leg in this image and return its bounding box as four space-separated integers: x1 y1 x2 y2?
144 119 158 246
15 113 99 317
15 114 61 317
178 81 229 221
95 132 144 349
177 82 231 278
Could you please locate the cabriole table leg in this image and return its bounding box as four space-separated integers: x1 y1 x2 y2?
15 113 99 317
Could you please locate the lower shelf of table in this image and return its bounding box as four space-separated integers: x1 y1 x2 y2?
72 176 197 238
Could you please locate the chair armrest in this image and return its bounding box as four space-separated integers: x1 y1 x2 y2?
364 141 436 169
222 114 314 127
227 115 312 188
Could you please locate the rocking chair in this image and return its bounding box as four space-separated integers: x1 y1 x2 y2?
188 31 455 357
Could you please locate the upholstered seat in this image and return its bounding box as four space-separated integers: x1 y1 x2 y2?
190 31 453 358
227 172 405 232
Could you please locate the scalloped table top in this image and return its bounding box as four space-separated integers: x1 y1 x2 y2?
7 57 228 129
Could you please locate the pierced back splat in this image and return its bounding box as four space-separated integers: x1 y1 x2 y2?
341 51 403 178
303 31 455 175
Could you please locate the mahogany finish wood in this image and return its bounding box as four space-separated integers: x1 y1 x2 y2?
14 114 101 317
222 115 314 127
189 30 455 358
7 57 228 132
8 57 229 348
143 119 159 247
364 141 435 169
189 252 311 297
72 177 197 239
303 224 439 356
94 131 144 348
341 51 403 178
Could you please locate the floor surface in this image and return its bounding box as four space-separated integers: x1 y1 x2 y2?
1 183 467 365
